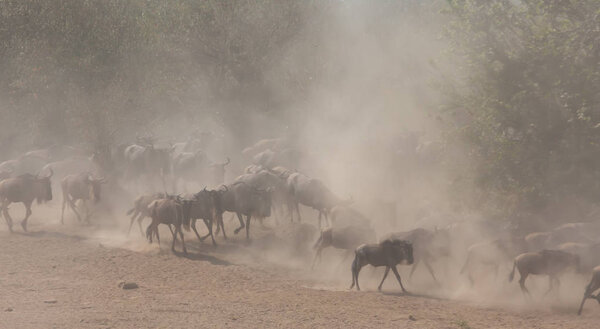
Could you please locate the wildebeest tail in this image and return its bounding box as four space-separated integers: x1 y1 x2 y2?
508 260 517 282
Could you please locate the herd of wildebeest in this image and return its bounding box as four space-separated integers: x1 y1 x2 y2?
1 134 600 315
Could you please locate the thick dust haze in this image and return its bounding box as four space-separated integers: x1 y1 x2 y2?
1 1 600 325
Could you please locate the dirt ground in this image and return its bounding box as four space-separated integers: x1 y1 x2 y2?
1 215 599 329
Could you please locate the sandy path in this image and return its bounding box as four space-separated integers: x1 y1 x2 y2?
1 221 599 329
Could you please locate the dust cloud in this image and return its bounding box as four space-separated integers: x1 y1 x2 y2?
0 0 597 319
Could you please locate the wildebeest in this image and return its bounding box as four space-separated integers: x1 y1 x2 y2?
349 239 414 292
312 225 377 268
172 150 210 191
286 172 352 227
460 237 527 285
126 192 166 236
0 170 53 232
181 188 221 246
524 231 553 251
557 242 600 272
578 266 600 315
0 170 12 182
217 182 272 240
508 249 580 296
60 172 106 224
384 228 450 284
330 205 371 228
234 170 290 222
242 138 286 157
123 141 172 191
146 197 189 254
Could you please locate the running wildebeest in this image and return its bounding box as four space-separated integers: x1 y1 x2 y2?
508 249 581 296
181 188 221 246
217 182 272 240
578 266 600 315
126 192 166 236
384 228 450 284
312 225 377 268
0 170 53 232
286 172 352 227
460 236 527 285
61 172 106 224
349 239 414 292
146 197 189 254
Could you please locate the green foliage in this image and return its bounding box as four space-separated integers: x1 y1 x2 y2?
443 0 600 219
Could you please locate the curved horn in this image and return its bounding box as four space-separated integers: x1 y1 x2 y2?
203 186 207 192
222 157 230 166
220 184 228 192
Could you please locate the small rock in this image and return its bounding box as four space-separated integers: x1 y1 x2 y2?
5 307 13 312
119 282 139 290
408 315 416 321
44 300 57 304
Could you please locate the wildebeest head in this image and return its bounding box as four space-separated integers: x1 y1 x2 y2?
382 239 414 265
86 174 106 203
34 168 53 203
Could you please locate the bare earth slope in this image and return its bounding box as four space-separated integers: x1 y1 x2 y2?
1 222 599 329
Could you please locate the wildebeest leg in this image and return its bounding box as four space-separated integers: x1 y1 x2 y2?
217 214 227 240
179 225 187 254
171 225 179 253
391 266 408 293
409 259 420 279
518 272 530 296
21 201 32 232
137 214 146 237
311 246 323 269
423 258 440 284
201 218 217 246
1 200 13 232
378 266 391 291
66 196 82 222
127 210 140 236
234 212 245 234
350 257 362 291
544 276 555 296
61 193 68 224
191 219 203 242
245 215 251 240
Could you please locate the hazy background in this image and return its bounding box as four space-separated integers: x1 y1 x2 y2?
0 0 599 253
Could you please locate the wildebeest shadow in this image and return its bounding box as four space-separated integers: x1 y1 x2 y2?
381 290 448 301
15 230 85 241
173 250 232 266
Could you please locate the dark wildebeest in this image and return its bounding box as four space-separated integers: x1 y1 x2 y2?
181 188 221 246
578 266 600 315
349 239 414 292
286 172 352 227
60 172 106 224
384 228 450 284
460 236 528 285
234 170 290 223
0 170 53 232
508 249 581 296
146 197 189 254
218 182 272 240
312 225 377 268
126 192 166 236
